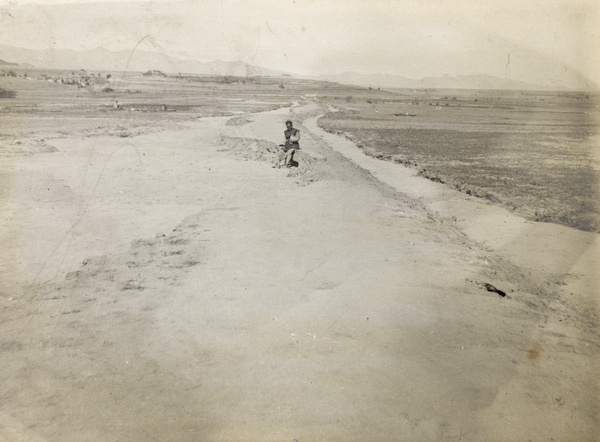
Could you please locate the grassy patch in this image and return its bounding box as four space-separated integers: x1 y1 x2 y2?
319 90 600 232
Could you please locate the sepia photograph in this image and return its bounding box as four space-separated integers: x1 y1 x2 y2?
1 0 599 440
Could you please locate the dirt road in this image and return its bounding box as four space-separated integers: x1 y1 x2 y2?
1 103 598 441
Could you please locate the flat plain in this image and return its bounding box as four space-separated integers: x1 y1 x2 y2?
1 71 599 441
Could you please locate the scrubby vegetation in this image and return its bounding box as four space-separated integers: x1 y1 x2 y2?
318 90 600 232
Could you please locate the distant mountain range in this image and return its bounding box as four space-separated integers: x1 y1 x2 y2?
0 43 282 77
1 43 596 91
0 58 35 69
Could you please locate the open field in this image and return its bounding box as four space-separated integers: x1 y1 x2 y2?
317 88 600 232
0 70 358 138
1 72 599 440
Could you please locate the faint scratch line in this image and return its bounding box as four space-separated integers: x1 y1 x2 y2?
299 246 343 281
266 21 279 39
28 142 134 292
123 34 150 74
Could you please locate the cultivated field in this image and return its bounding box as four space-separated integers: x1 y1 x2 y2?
318 88 600 232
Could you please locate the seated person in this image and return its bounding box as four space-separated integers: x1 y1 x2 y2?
282 120 300 167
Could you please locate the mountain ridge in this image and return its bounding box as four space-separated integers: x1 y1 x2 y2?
1 43 597 91
0 43 283 77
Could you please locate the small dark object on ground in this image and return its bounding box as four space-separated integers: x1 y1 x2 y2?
483 283 506 297
0 88 16 98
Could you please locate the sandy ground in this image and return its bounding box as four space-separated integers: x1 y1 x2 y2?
1 102 599 441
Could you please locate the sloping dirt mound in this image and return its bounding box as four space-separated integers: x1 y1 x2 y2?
217 136 279 162
225 116 254 126
63 214 205 293
217 135 326 182
0 138 58 156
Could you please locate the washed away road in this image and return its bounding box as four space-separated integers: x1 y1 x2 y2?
1 103 598 441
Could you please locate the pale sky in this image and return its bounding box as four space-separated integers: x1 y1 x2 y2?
1 0 599 84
